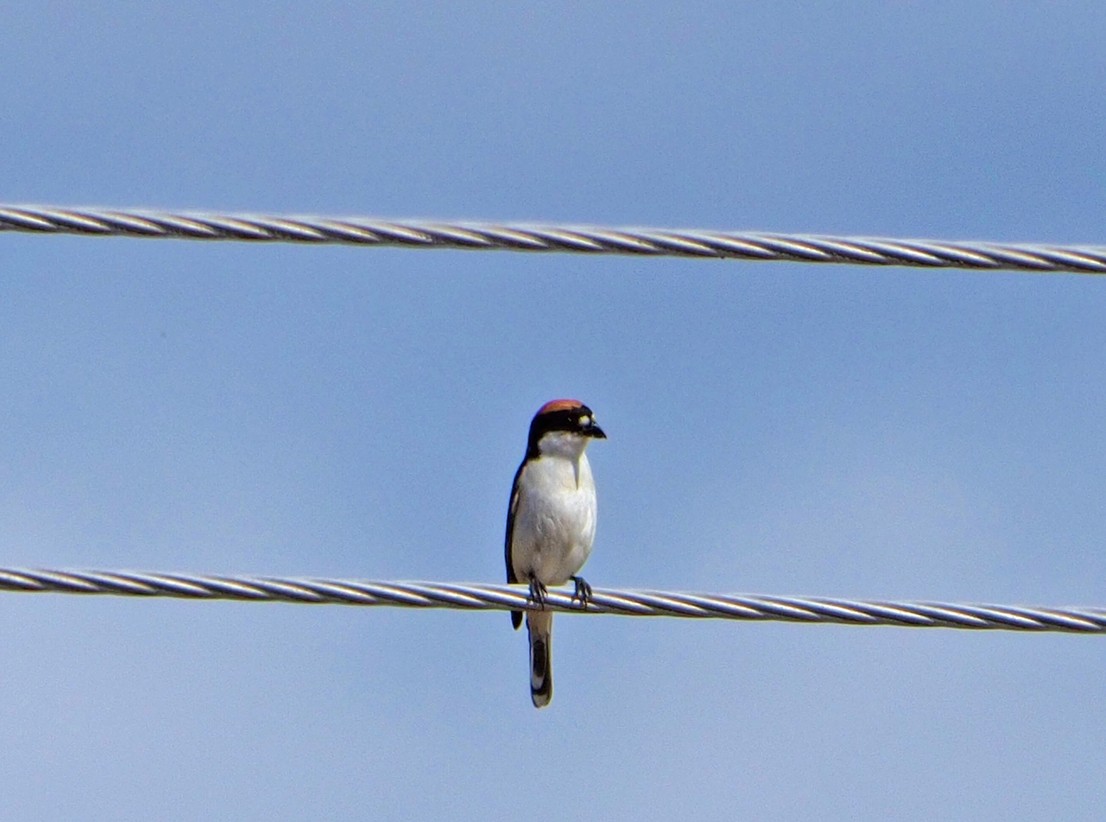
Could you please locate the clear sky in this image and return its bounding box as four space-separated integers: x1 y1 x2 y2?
3 3 1106 820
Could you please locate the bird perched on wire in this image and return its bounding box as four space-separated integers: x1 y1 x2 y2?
505 399 606 708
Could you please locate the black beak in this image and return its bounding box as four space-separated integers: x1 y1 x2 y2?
589 423 607 439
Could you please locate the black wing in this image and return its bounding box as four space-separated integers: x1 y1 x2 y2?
505 460 525 630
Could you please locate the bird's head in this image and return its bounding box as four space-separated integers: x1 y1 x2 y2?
527 398 606 457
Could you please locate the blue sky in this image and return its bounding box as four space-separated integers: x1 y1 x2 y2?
3 3 1106 819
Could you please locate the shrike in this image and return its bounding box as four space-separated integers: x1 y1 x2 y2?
505 399 606 708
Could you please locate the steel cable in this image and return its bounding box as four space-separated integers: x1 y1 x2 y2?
0 568 1102 633
2 204 1105 273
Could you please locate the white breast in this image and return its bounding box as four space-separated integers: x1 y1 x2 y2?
511 450 598 586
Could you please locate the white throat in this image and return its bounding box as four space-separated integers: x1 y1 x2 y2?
537 430 591 461
536 431 592 487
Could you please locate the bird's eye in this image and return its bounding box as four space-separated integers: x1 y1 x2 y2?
579 415 592 428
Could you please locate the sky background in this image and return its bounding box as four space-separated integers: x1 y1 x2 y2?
2 3 1106 819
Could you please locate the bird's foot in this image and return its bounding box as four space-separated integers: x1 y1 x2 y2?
528 578 549 609
570 576 592 609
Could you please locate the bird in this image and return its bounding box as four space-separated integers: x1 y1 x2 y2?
505 398 606 708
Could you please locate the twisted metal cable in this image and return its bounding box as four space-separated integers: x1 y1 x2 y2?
2 203 1105 274
1 567 1103 633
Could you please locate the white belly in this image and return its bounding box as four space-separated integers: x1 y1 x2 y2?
511 453 597 586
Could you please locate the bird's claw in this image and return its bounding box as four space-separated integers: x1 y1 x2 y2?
571 576 592 610
528 578 548 610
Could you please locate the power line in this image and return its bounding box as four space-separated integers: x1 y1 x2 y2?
1 567 1103 633
2 203 1105 274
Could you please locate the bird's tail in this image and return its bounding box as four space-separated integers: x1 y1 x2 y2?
526 610 553 708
